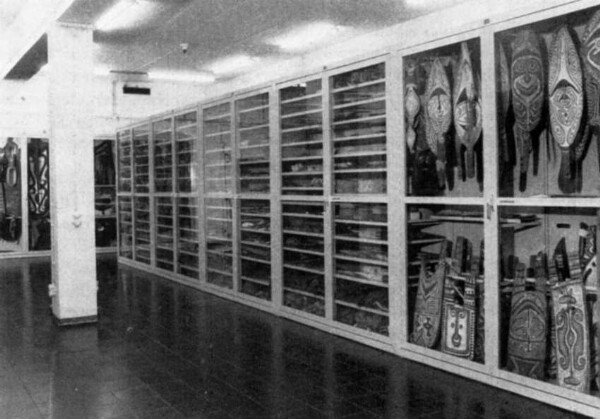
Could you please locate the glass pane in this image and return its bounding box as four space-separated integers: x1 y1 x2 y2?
237 93 269 194
94 139 117 248
117 130 132 192
331 64 386 195
153 118 173 193
404 38 482 197
281 79 323 196
407 204 484 363
496 8 600 197
28 138 51 251
133 125 150 193
177 196 199 278
240 199 271 300
134 196 151 265
204 103 232 194
155 197 174 271
282 202 325 317
280 80 322 102
205 197 233 289
118 196 133 259
175 111 198 193
334 203 388 335
498 205 599 396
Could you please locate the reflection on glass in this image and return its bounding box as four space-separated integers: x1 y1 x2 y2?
155 196 174 271
153 118 173 193
407 204 484 362
205 197 233 289
282 202 325 316
175 111 198 193
134 196 151 265
204 103 232 194
118 130 132 193
281 79 323 196
133 125 150 194
237 93 270 194
331 64 386 195
334 203 388 334
240 199 271 300
177 197 199 279
118 196 133 259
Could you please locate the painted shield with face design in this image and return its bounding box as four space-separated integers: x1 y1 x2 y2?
548 26 583 194
425 57 452 189
453 42 482 180
511 29 544 192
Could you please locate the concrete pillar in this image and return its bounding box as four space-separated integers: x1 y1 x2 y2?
47 22 97 325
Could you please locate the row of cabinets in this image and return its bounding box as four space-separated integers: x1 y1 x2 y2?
117 1 600 415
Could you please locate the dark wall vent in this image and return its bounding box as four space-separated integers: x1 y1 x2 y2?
123 85 151 95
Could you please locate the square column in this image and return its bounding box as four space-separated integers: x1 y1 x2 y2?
47 22 97 325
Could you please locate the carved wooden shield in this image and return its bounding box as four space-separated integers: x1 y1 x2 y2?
425 57 452 188
553 237 570 282
548 26 584 192
551 280 590 393
453 42 482 179
507 260 547 379
441 263 476 359
497 41 511 164
405 59 421 152
412 242 448 348
579 223 598 288
511 29 544 190
582 10 600 128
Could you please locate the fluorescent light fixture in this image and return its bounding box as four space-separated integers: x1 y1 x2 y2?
404 0 458 8
148 70 215 84
266 21 353 53
95 0 157 32
205 54 259 76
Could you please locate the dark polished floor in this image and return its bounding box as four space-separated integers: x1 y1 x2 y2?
0 255 589 419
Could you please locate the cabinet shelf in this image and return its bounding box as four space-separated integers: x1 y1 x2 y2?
282 213 323 219
334 167 386 174
333 133 386 142
238 123 269 132
282 264 324 275
240 276 270 286
282 187 323 192
332 96 385 110
280 92 322 104
282 230 324 238
335 254 387 266
283 246 324 256
282 171 324 177
331 79 384 94
334 236 387 245
281 139 323 148
281 124 322 134
282 155 323 162
241 256 271 264
240 228 270 234
334 273 388 287
334 300 388 316
283 287 324 300
206 267 232 277
240 212 270 218
240 240 271 249
335 219 387 227
332 114 385 127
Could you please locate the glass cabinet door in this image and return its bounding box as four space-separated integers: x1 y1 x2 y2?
175 111 199 193
117 130 132 193
331 63 387 195
133 125 150 194
118 196 133 259
204 103 232 194
236 93 270 194
495 8 600 198
333 202 388 335
153 118 173 193
239 199 271 300
155 196 174 271
282 201 325 317
134 196 151 264
497 205 599 396
205 197 234 289
404 39 483 197
177 197 200 279
406 204 484 363
280 80 324 196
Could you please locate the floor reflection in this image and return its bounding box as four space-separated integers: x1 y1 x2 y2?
0 255 588 418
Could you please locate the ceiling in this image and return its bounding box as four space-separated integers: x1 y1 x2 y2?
3 0 467 82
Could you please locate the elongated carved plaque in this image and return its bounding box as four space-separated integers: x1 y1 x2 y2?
548 26 584 194
551 280 590 393
511 29 544 192
453 42 482 180
497 41 511 164
507 260 547 379
405 59 421 153
441 261 476 359
579 223 598 289
582 10 600 172
412 241 448 348
425 57 452 189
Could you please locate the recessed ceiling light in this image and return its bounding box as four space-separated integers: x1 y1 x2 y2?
148 70 215 84
95 0 157 32
205 54 259 76
266 21 354 53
